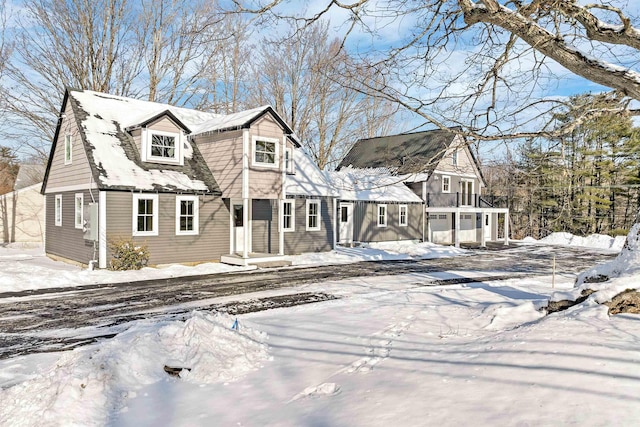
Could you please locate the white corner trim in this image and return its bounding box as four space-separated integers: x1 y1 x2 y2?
99 191 107 269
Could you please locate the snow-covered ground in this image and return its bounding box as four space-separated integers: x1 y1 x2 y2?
0 241 466 293
522 232 626 251
2 234 639 426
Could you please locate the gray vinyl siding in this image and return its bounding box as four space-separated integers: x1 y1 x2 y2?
425 173 481 207
248 115 285 199
45 190 98 264
251 199 279 254
196 130 243 199
105 192 229 265
348 201 423 243
44 102 94 192
251 197 334 255
284 197 334 254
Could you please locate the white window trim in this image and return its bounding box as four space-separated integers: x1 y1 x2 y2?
74 193 84 229
377 204 387 227
252 136 279 169
281 200 295 232
452 150 458 166
175 195 199 236
142 128 183 165
399 204 408 227
306 199 321 231
54 194 62 227
442 175 451 193
284 147 295 174
132 193 159 237
64 134 72 165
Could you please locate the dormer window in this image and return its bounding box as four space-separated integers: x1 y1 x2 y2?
151 133 176 158
141 129 183 165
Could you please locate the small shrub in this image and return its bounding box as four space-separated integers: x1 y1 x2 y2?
108 237 150 271
610 228 629 237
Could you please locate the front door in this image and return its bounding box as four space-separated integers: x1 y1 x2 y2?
484 213 491 241
233 204 244 253
339 203 354 244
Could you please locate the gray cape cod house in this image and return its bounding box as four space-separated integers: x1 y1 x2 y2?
41 89 337 268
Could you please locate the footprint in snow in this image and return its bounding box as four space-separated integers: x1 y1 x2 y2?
288 383 341 402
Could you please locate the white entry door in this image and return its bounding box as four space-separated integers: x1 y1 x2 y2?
233 204 244 253
339 203 354 244
484 213 491 241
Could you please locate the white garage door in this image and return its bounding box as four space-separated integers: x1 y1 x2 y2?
459 214 476 242
430 214 452 244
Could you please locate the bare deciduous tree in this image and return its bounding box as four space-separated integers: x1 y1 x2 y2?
233 1 640 143
248 22 396 169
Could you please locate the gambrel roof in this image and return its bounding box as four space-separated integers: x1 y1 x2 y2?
337 128 484 183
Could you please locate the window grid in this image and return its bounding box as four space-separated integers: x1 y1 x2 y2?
179 200 195 232
442 176 450 193
283 200 294 231
306 200 320 231
137 199 154 232
378 204 387 227
255 140 276 164
399 205 408 227
150 134 176 159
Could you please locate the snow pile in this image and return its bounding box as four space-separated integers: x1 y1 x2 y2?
539 232 625 251
549 225 640 305
0 312 269 426
364 240 467 258
286 241 466 265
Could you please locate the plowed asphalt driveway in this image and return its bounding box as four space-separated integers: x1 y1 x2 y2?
0 243 616 359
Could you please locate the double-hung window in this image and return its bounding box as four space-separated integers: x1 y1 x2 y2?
377 204 387 227
306 200 320 231
282 200 295 232
399 205 408 227
54 195 62 226
452 150 458 166
133 194 159 236
442 175 451 193
176 195 199 235
74 193 84 229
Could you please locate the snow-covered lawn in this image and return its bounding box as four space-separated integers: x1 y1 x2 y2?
2 234 639 426
0 241 466 293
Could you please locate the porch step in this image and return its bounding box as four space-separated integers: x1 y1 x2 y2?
220 253 291 267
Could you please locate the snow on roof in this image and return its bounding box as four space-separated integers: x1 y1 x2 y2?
191 106 271 135
285 149 337 197
69 90 220 192
328 167 423 202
